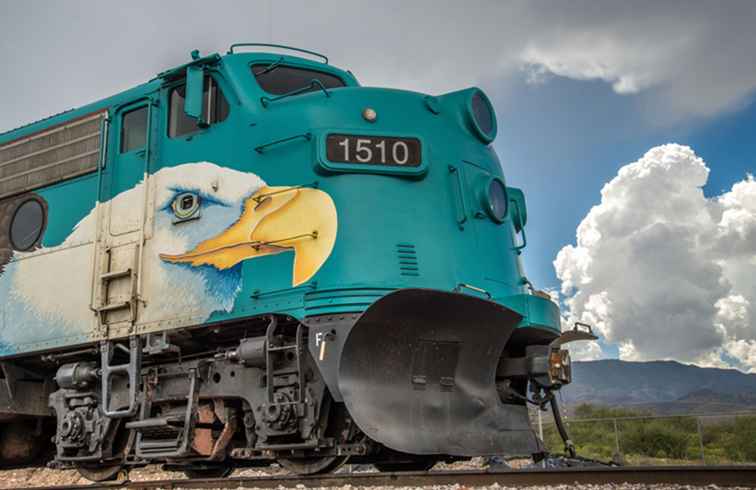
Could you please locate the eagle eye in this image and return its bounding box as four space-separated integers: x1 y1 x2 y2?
171 192 201 223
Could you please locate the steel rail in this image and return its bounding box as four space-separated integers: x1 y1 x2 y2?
17 466 756 490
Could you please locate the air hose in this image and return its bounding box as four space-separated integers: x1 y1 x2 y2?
550 394 576 458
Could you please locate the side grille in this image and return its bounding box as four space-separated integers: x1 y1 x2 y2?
396 243 420 277
0 111 106 199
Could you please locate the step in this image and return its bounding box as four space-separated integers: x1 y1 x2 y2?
138 438 182 451
97 301 131 313
125 415 184 430
100 269 132 281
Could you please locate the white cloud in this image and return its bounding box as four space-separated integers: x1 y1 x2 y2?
567 340 605 362
517 1 756 120
555 145 756 371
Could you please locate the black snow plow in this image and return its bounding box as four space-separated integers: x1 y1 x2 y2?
336 288 542 456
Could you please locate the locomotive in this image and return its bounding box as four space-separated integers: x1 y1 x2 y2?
0 44 593 480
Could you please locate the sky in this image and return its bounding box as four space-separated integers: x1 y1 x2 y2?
1 1 755 371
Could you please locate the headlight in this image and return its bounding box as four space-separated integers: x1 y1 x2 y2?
548 349 572 385
484 177 508 223
469 89 497 143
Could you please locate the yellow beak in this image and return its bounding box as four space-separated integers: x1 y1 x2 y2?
160 186 337 286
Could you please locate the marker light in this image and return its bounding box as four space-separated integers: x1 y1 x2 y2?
484 177 508 223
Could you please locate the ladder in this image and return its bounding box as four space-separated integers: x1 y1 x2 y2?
126 368 200 458
95 245 139 330
101 333 198 458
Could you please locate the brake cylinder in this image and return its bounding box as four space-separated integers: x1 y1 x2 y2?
55 362 98 389
226 337 266 367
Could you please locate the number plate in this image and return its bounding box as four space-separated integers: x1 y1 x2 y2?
326 134 421 167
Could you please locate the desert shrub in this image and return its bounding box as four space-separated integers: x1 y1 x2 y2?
723 415 756 462
692 415 756 463
539 404 756 464
620 418 696 459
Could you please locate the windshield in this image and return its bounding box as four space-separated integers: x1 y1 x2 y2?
252 64 345 95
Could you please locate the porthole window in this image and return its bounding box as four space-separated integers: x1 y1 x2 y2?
10 198 45 251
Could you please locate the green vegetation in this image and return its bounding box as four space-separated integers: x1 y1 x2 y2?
540 404 756 464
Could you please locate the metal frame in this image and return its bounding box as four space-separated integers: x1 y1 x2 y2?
228 43 329 64
100 336 142 418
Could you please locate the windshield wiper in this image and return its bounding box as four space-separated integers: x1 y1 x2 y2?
255 57 284 76
260 79 331 108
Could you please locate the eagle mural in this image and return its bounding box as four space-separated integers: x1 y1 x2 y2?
0 162 337 353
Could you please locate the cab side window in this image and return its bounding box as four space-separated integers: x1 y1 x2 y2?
120 106 148 153
168 76 230 138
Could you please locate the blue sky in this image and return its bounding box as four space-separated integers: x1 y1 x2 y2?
493 74 756 290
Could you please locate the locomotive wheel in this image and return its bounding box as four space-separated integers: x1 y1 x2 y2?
277 455 350 475
74 463 125 482
373 459 437 472
183 465 234 479
75 422 131 482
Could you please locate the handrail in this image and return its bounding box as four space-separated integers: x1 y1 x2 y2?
512 199 527 254
454 283 492 299
254 132 312 154
448 165 468 229
98 112 110 170
228 43 329 64
136 99 155 303
251 182 319 205
89 114 110 314
251 282 318 300
260 79 331 108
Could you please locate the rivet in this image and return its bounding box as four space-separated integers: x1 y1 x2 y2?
362 107 377 123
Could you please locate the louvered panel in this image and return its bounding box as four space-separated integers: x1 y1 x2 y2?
0 111 105 198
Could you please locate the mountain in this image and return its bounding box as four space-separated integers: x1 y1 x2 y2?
560 359 756 414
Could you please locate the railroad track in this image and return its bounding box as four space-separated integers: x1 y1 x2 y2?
19 466 756 490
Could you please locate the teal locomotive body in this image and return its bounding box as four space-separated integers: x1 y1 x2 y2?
0 44 579 478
